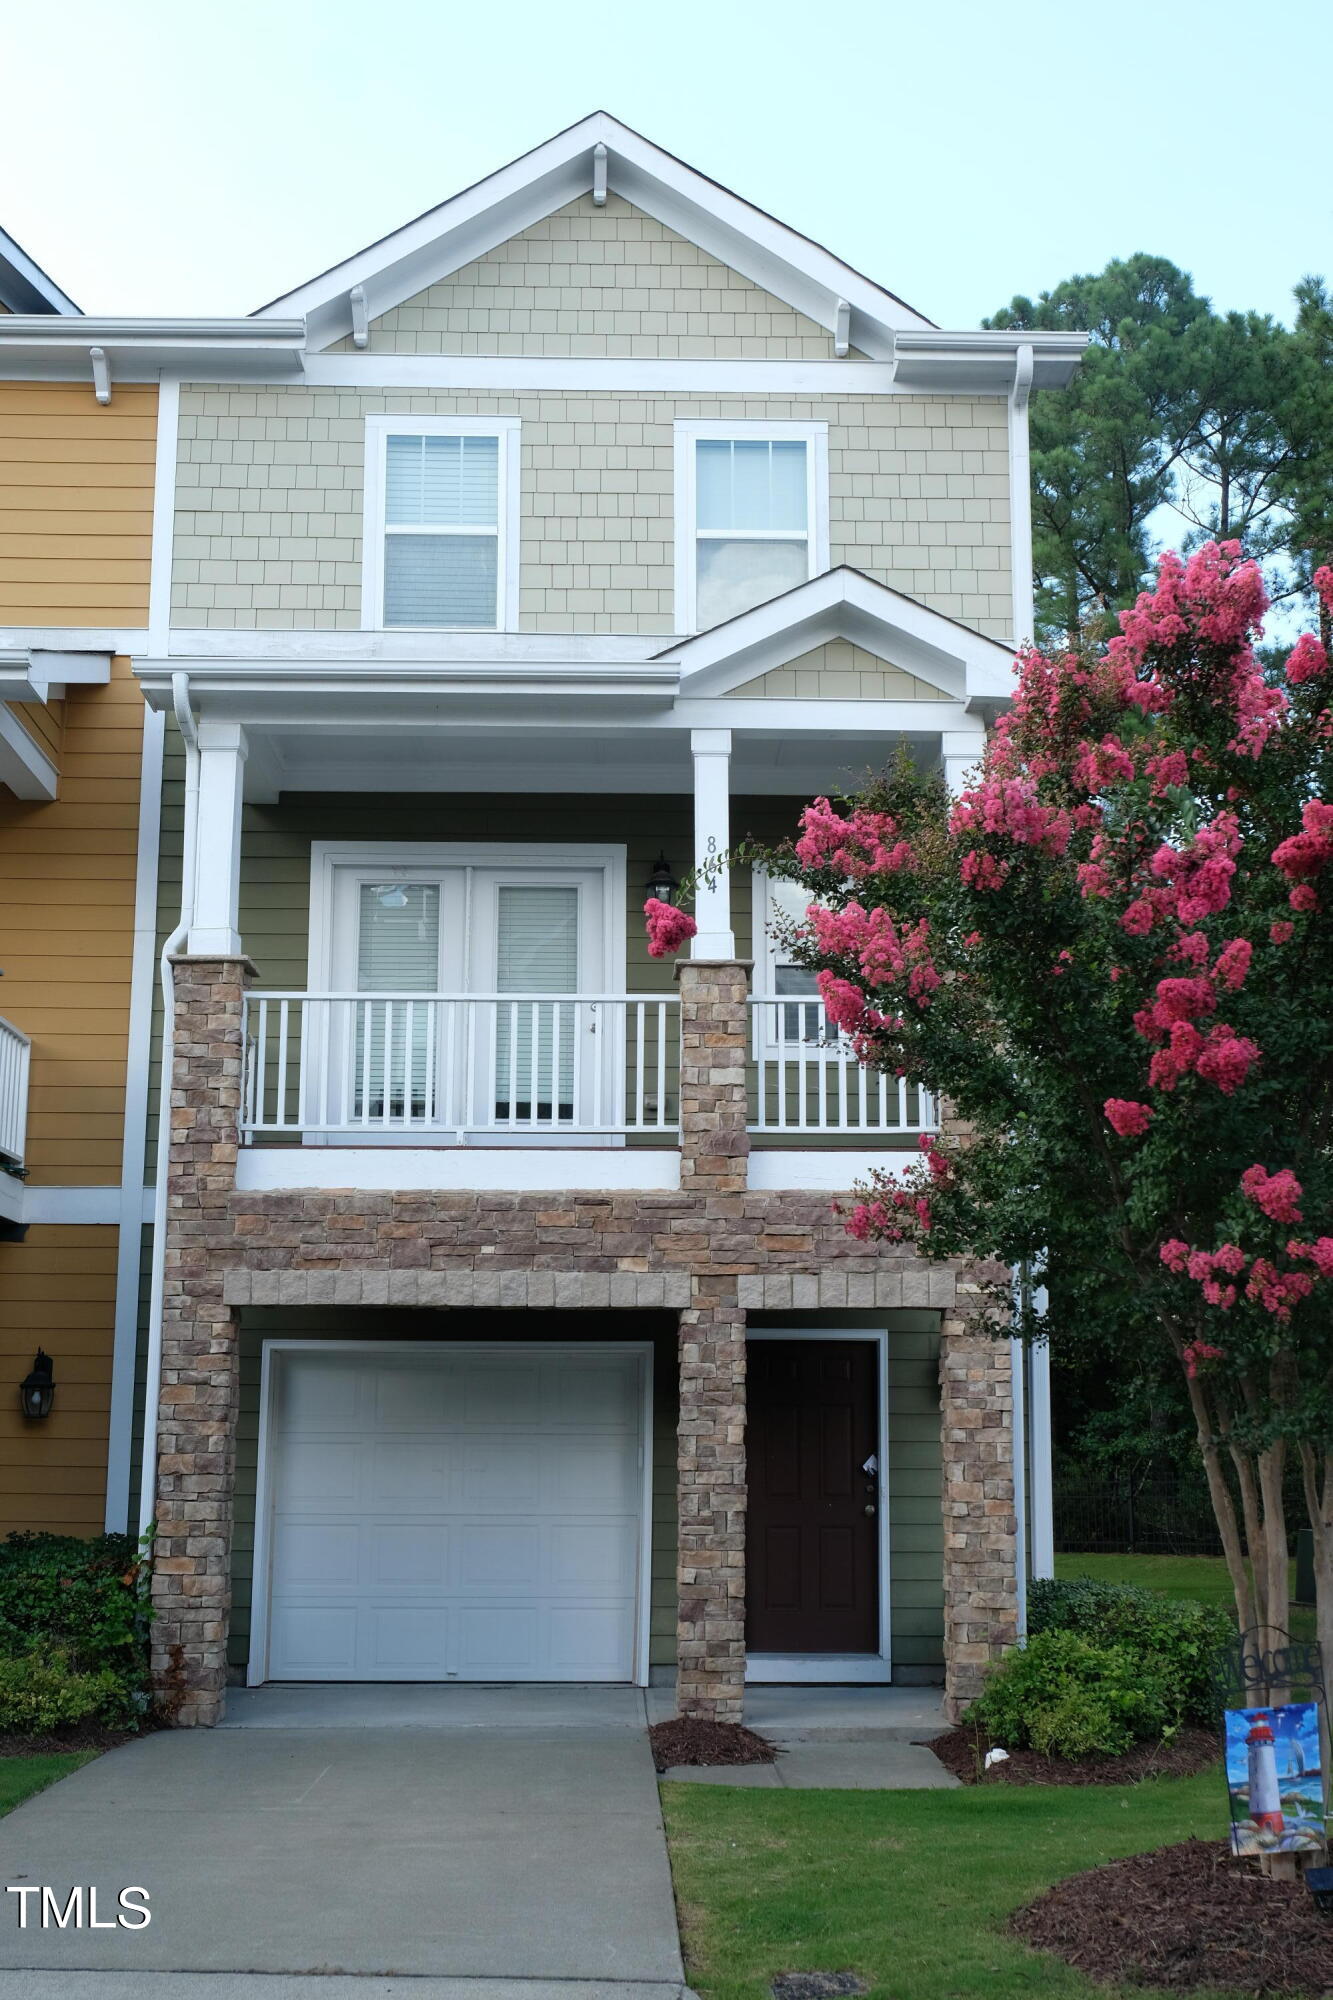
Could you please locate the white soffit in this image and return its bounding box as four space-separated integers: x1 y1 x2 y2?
257 111 936 358
660 567 1017 705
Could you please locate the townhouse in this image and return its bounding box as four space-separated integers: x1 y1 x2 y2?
0 117 1082 1725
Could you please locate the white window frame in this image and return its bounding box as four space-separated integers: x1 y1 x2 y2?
673 419 830 635
751 865 828 1053
306 840 626 1147
361 414 521 632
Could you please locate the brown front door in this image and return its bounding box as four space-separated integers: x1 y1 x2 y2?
746 1339 880 1655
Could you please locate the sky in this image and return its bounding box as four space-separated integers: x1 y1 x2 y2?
5 0 1330 328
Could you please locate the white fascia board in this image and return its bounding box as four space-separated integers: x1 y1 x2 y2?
301 356 903 394
134 656 681 714
893 329 1088 391
0 626 147 654
236 1147 682 1193
261 111 933 356
665 568 1015 702
0 650 112 702
0 703 58 799
159 628 668 665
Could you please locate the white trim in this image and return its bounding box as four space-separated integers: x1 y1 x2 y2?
248 1338 655 1688
1029 1324 1054 1581
1007 344 1034 647
0 627 148 654
0 704 58 800
0 226 81 315
236 1146 681 1192
1011 1334 1028 1640
361 414 521 633
673 420 829 636
20 1185 123 1225
105 703 166 1530
257 112 931 354
746 1150 919 1191
148 379 180 656
745 1325 891 1684
302 356 905 394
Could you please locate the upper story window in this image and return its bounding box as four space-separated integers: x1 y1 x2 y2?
674 420 829 634
361 415 520 630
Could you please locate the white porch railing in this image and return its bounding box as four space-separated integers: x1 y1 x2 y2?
241 992 681 1141
748 997 937 1136
0 1015 31 1168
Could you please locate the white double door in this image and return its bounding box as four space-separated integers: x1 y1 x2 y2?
257 1343 648 1683
322 858 609 1135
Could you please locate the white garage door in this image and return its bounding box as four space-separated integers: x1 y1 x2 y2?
258 1344 647 1683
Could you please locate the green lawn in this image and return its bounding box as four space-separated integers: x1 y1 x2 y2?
1054 1551 1313 1638
662 1768 1248 2000
0 1752 94 1817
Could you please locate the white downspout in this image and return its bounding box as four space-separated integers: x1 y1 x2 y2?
137 671 199 1537
1011 1325 1029 1641
1007 341 1035 649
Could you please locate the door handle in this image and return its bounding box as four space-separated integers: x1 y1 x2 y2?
864 1503 877 1516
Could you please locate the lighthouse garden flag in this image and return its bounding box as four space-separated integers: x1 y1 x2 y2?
1225 1705 1326 1856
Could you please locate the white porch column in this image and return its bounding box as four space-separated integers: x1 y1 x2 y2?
690 727 734 958
187 720 248 956
942 728 984 799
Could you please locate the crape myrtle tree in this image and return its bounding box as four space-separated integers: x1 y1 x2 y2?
647 544 1333 1671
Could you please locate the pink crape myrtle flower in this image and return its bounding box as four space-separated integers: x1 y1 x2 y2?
1240 1164 1303 1224
794 798 914 878
644 899 697 958
1104 1098 1153 1137
1270 920 1294 945
1183 1340 1226 1379
1286 632 1329 686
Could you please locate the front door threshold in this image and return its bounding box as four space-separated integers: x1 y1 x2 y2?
745 1653 892 1684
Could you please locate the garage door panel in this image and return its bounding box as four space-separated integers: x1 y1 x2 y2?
370 1521 450 1590
271 1520 360 1592
270 1603 358 1676
261 1345 646 1683
464 1362 543 1424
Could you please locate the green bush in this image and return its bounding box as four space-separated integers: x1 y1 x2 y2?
1028 1575 1230 1725
0 1653 130 1734
0 1533 150 1730
970 1628 1171 1759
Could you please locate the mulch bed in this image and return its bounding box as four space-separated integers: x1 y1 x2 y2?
1013 1838 1333 1994
649 1716 777 1773
926 1723 1220 1787
0 1717 162 1757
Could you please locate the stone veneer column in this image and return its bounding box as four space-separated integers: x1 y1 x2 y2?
939 1288 1018 1720
149 955 249 1727
674 959 750 1719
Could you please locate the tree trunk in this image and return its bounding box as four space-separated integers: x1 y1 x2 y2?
1181 1364 1255 1631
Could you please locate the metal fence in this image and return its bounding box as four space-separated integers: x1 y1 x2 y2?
1054 1472 1226 1557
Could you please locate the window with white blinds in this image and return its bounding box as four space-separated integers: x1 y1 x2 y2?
364 417 517 630
353 882 440 1117
494 885 580 1119
674 423 826 634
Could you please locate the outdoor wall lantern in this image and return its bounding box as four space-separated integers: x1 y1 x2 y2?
19 1348 54 1420
646 852 679 905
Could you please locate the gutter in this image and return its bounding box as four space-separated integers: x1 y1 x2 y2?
137 672 200 1538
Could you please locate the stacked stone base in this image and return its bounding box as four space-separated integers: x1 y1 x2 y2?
149 955 1017 1727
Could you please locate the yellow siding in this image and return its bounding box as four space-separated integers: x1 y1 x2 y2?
0 1227 116 1533
0 655 144 1183
5 692 64 762
0 383 155 625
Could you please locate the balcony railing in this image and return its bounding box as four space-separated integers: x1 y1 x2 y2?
0 1015 31 1169
748 997 936 1136
241 992 681 1142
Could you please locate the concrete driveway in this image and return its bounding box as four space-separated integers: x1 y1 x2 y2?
0 1686 687 2000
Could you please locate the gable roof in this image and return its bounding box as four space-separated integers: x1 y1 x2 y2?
256 111 936 358
658 566 1016 709
0 224 79 315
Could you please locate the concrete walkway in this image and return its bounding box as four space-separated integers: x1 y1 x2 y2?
660 1684 959 1789
0 1688 685 1997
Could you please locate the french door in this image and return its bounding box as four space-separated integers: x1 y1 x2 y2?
318 858 610 1137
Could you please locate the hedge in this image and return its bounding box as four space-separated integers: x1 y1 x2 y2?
1028 1574 1232 1725
0 1533 151 1728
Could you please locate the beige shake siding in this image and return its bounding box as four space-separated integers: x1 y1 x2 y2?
171 389 1012 638
329 195 848 359
727 640 946 701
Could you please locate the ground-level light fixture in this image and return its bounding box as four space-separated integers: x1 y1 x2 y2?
19 1349 54 1420
1307 1865 1333 1917
646 852 679 906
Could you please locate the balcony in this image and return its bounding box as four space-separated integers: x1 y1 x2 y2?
236 989 933 1194
0 1014 30 1228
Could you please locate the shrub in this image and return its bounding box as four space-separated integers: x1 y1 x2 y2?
0 1653 130 1734
0 1533 150 1729
970 1628 1171 1759
1028 1576 1230 1725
